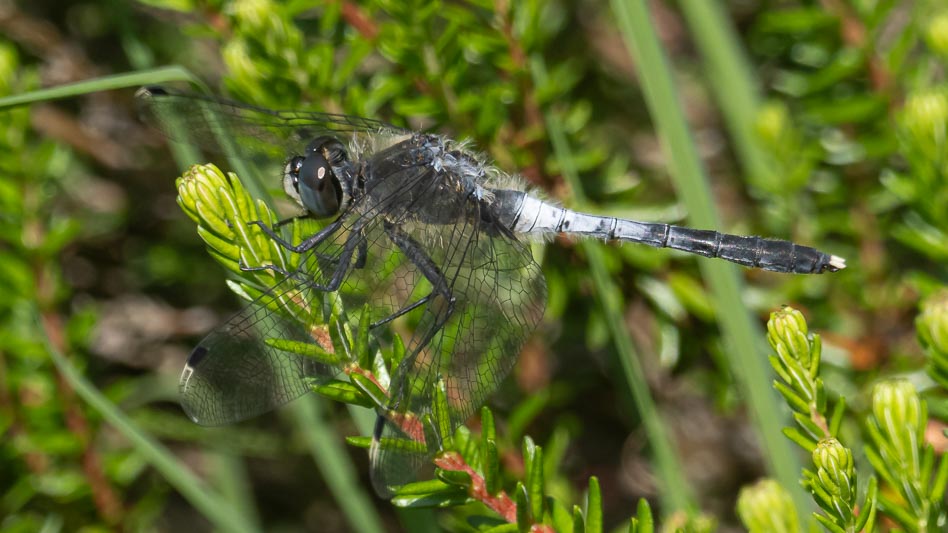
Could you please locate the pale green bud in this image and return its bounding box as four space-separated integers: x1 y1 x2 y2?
813 438 856 510
0 42 18 94
736 479 800 533
813 438 853 475
229 0 273 30
899 89 948 162
756 101 790 147
767 307 813 369
925 11 948 57
222 40 260 84
918 289 948 357
872 379 922 438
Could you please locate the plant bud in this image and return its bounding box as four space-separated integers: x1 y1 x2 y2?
767 307 812 367
813 438 855 504
737 479 800 533
918 289 948 357
925 11 948 57
900 89 948 162
756 102 790 147
872 379 921 436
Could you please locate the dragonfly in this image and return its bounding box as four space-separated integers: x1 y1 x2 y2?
137 86 845 497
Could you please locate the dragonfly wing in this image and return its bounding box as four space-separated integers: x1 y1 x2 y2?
136 85 410 189
354 161 547 496
175 142 435 426
137 85 407 147
179 275 338 426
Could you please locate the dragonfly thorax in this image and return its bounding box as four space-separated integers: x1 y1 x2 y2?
283 136 349 218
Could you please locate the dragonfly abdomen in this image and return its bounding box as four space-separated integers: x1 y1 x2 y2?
492 190 844 274
650 224 844 273
608 217 844 274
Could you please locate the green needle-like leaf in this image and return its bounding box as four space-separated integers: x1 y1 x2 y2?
312 380 374 408
573 505 586 533
482 407 500 495
432 378 453 451
436 468 472 488
524 438 543 521
515 482 531 532
264 338 342 365
585 476 603 533
349 372 389 408
629 499 655 533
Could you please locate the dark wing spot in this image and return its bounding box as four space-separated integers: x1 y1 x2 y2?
186 345 209 367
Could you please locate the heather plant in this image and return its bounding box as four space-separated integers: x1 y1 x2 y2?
1 1 947 531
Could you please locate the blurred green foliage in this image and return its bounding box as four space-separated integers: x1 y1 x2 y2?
756 307 948 532
1 0 947 531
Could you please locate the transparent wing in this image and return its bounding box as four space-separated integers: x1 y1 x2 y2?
137 85 408 149
174 138 446 427
211 135 547 494
139 87 406 426
162 101 546 496
179 275 337 426
368 207 547 496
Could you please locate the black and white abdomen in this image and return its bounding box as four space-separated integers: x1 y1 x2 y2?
487 188 845 274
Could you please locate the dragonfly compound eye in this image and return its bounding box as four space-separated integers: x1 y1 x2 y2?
294 137 345 218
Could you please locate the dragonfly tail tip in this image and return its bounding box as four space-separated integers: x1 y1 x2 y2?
828 255 847 271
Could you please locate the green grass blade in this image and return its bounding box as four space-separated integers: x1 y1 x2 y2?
529 56 696 513
287 397 385 533
205 451 262 529
610 0 805 512
678 0 776 191
37 309 257 533
0 66 199 109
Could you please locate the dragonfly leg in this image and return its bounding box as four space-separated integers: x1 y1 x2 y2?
369 294 432 329
315 230 366 291
272 213 309 229
354 232 368 269
378 221 457 401
240 220 368 292
367 260 451 329
248 216 344 253
240 262 292 276
238 263 327 290
382 222 454 303
380 221 456 320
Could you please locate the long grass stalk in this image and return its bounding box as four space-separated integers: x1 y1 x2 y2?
0 66 198 108
678 0 810 513
288 398 385 533
206 451 262 529
678 0 777 191
38 310 258 533
530 56 696 515
609 0 804 508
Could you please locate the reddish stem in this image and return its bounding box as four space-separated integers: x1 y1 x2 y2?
435 452 517 522
41 312 124 526
340 1 379 40
819 0 892 94
434 452 554 532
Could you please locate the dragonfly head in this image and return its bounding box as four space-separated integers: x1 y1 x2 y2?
283 136 349 218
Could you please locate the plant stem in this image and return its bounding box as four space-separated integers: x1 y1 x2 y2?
610 0 807 517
